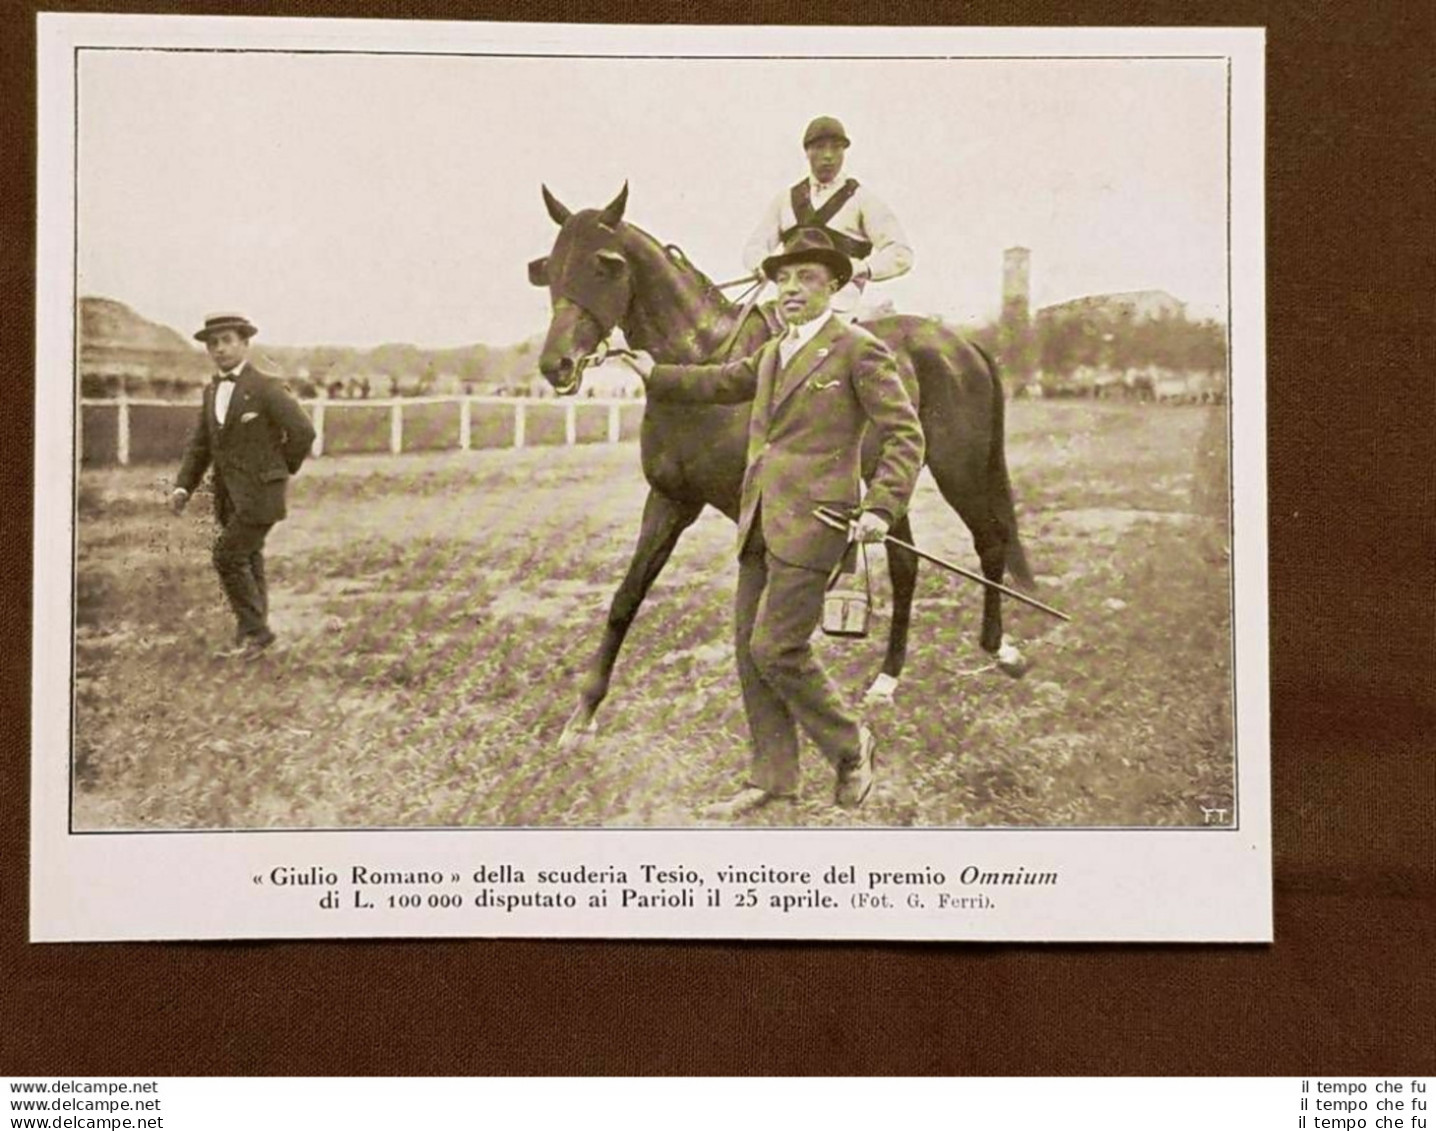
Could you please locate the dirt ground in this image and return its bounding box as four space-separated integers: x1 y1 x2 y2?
70 399 1235 830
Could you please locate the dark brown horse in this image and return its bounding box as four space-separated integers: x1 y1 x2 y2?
529 184 1032 749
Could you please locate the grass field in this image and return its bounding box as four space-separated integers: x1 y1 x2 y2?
71 399 1234 830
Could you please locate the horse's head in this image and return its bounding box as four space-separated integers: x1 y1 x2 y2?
528 183 631 396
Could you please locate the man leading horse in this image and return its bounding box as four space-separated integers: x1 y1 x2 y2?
621 228 924 817
529 184 1030 764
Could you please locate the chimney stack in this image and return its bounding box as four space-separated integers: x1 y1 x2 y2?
1002 246 1031 324
1000 247 1034 388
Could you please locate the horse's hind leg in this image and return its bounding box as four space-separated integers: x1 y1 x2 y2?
865 513 919 705
975 535 1026 676
558 489 704 750
928 459 1029 678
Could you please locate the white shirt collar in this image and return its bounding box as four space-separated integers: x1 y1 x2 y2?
779 310 833 364
787 310 832 347
219 361 247 380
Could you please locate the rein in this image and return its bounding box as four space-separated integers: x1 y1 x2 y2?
715 276 766 364
663 241 768 363
711 272 762 290
574 336 634 383
676 244 770 362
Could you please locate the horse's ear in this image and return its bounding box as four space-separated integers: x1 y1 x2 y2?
527 257 549 286
597 181 629 228
541 184 572 226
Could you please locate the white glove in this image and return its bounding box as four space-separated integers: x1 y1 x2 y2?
852 511 890 543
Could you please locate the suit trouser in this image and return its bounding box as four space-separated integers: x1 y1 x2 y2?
735 531 862 796
212 518 272 641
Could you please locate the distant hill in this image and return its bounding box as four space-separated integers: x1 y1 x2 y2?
79 298 211 395
81 297 197 355
78 296 547 397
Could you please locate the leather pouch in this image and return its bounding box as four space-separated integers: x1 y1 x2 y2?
822 539 871 638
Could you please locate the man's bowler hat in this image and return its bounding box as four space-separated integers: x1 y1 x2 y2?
194 312 258 342
761 227 853 289
803 116 851 149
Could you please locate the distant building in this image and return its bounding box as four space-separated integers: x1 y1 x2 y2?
1038 289 1187 322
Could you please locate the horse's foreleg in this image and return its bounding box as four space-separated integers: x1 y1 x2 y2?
558 490 704 749
866 513 919 705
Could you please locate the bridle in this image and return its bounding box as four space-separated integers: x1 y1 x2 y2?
572 336 634 384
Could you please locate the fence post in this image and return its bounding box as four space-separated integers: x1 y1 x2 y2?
460 397 471 451
607 402 621 444
564 401 577 446
514 402 526 449
390 402 403 455
116 393 131 467
311 400 326 457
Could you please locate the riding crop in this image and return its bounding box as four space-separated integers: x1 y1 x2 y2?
813 506 1071 622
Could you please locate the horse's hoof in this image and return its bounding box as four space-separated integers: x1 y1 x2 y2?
557 717 598 751
863 672 899 706
995 639 1029 679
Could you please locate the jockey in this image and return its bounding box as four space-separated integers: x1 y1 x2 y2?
742 116 913 318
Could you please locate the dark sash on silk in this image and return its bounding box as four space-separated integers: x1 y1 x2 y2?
780 178 874 260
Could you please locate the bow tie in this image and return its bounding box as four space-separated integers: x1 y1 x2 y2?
216 372 238 383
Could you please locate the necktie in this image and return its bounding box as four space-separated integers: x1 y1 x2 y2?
781 325 805 368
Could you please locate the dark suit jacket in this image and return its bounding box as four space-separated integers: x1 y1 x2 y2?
176 363 316 526
648 315 924 571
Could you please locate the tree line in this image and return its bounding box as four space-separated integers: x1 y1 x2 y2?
971 307 1228 393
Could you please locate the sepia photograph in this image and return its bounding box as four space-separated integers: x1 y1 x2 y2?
34 17 1269 941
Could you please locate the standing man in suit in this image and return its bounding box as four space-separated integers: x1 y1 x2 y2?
170 313 315 659
742 116 913 319
623 229 925 817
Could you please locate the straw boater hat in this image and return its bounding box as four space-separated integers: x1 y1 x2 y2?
193 312 258 342
760 227 853 289
802 115 851 149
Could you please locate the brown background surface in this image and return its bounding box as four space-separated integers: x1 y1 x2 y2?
2 1 1432 1076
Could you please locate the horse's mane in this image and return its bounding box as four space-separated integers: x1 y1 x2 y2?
611 219 779 361
620 222 736 313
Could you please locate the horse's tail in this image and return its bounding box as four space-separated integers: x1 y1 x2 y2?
973 341 1035 591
